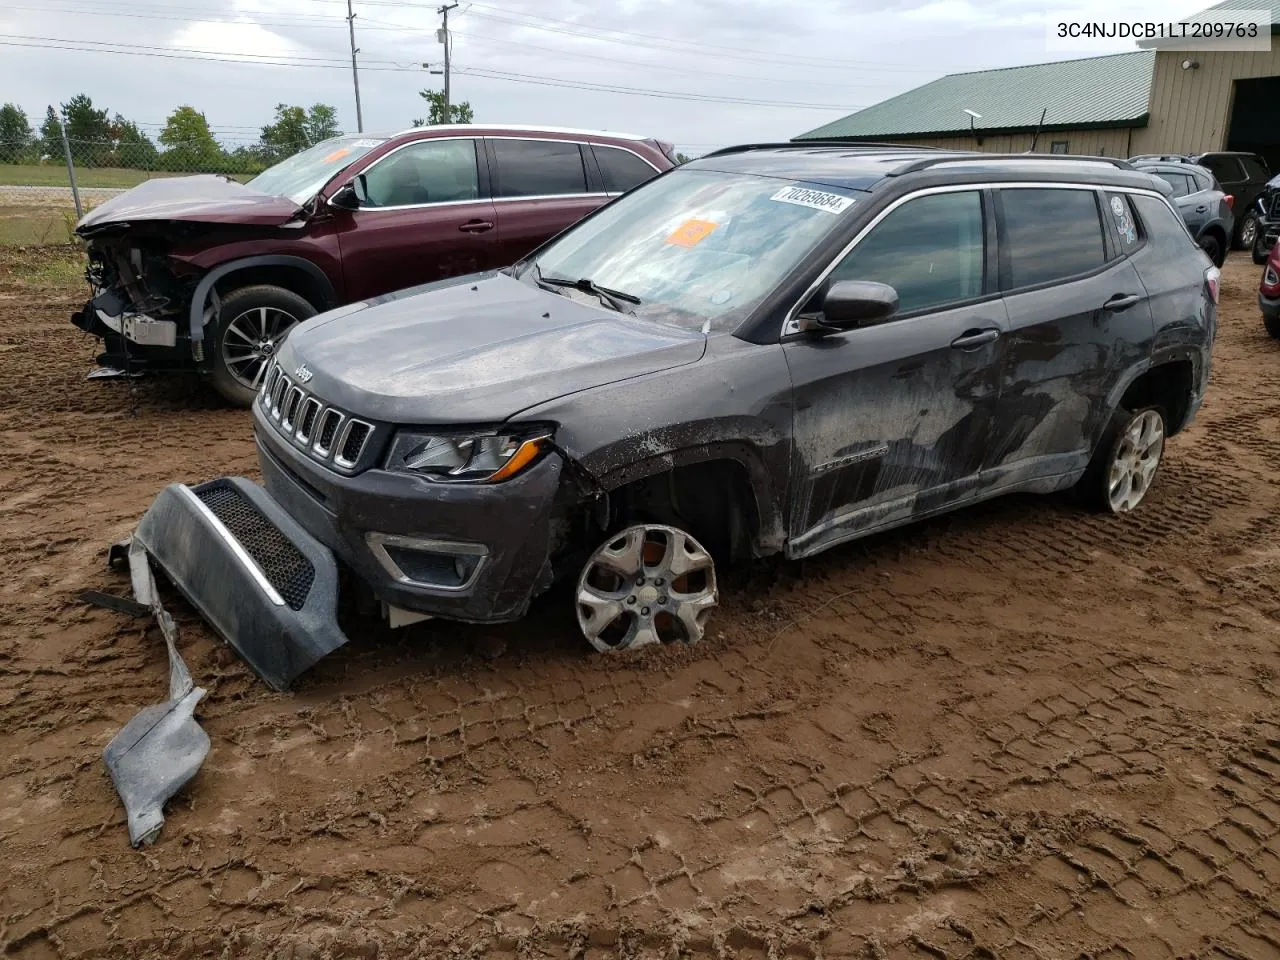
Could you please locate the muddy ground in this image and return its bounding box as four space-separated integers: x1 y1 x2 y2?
0 247 1277 960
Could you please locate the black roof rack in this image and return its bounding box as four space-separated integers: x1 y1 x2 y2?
885 153 1135 176
703 141 944 158
1128 153 1197 164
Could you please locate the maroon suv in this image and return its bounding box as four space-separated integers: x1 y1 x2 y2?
73 124 676 404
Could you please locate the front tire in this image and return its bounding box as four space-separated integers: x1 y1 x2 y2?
1252 230 1272 265
209 285 315 407
575 524 718 652
1264 313 1280 339
1079 407 1166 514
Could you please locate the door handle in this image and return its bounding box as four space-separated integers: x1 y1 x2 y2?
1104 293 1141 311
458 219 494 233
950 328 1000 350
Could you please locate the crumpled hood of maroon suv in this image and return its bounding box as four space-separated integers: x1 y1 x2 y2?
279 272 708 425
76 175 301 233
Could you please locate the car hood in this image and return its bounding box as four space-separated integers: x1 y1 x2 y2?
281 272 708 424
76 175 302 233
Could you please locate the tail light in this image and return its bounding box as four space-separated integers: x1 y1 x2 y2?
1263 264 1280 294
1205 265 1221 304
1224 194 1234 210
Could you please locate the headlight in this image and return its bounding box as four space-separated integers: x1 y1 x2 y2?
385 428 552 482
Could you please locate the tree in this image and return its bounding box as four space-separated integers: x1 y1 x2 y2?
159 105 223 172
110 114 158 170
675 152 692 164
259 103 341 164
61 94 112 165
38 106 61 162
413 89 473 126
0 103 34 163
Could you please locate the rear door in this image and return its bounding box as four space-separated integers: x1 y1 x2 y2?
486 137 606 266
984 186 1154 486
335 136 499 300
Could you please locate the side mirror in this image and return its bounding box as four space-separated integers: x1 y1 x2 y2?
330 174 368 210
799 280 899 333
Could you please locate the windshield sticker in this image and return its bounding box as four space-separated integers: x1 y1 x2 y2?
1110 195 1137 246
666 218 719 248
323 147 353 164
350 139 381 148
770 186 855 215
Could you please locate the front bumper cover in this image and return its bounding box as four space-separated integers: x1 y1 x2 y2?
133 477 349 690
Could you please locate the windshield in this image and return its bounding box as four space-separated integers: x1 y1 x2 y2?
519 169 861 331
247 136 387 204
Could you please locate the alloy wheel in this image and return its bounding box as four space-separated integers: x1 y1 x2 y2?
1240 214 1259 248
1107 410 1164 513
221 306 299 391
575 524 718 652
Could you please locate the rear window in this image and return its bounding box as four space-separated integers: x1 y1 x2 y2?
492 139 588 198
1241 156 1270 182
1148 171 1193 197
1131 194 1197 252
595 145 660 193
1000 188 1105 288
1202 155 1246 184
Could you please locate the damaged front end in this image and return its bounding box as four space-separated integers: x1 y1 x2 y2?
73 228 203 378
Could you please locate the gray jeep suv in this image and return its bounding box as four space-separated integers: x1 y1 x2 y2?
128 145 1219 689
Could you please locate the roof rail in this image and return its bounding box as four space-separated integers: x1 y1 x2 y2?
886 153 1135 176
703 141 944 158
1128 153 1196 164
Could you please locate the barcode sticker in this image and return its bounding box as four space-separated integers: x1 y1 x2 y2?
770 186 855 214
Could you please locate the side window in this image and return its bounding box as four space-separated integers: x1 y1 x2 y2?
361 139 479 208
1104 192 1141 254
1131 194 1197 253
829 190 984 314
1000 188 1104 288
1202 156 1245 184
1241 156 1270 182
1153 172 1191 197
492 139 588 198
595 145 659 193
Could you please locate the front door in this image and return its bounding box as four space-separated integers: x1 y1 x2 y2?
782 188 1009 559
336 137 499 301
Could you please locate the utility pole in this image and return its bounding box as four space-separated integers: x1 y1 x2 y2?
346 0 364 132
439 3 458 120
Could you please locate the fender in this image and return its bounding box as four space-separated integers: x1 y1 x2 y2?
590 440 787 555
1103 345 1206 435
187 255 338 355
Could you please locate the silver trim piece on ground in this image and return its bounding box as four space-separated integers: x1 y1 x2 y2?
175 484 286 607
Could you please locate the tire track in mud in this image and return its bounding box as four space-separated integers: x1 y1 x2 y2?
0 248 1277 959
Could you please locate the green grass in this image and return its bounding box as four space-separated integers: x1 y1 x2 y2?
0 206 76 246
0 164 255 188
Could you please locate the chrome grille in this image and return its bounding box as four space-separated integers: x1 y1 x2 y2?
1269 194 1280 219
257 361 375 470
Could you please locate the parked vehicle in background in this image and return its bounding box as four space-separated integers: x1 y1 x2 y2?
126 145 1219 689
1261 241 1280 338
72 125 676 405
1249 173 1280 265
1129 151 1271 249
1132 161 1233 266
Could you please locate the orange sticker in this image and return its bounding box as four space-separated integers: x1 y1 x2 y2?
665 218 718 248
322 147 352 163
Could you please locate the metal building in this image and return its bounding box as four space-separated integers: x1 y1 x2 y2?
794 0 1280 169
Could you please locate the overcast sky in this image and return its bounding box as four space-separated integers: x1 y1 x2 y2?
0 0 1216 156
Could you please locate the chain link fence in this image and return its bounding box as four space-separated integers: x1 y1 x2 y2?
0 126 310 246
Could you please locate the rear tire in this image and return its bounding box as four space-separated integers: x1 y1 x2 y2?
1252 230 1272 265
1237 211 1260 251
1198 233 1225 268
209 285 315 407
1078 406 1166 515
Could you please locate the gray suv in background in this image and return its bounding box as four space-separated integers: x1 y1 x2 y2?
1134 161 1234 266
127 145 1219 689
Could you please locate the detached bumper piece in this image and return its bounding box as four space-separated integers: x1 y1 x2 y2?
132 477 350 691
103 538 209 847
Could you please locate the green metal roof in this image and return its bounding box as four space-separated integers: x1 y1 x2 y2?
795 50 1156 141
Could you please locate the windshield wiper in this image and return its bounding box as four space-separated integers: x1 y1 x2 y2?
532 265 640 314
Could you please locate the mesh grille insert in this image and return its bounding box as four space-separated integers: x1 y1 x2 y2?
195 481 315 610
340 421 371 464
317 409 342 451
297 398 321 441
